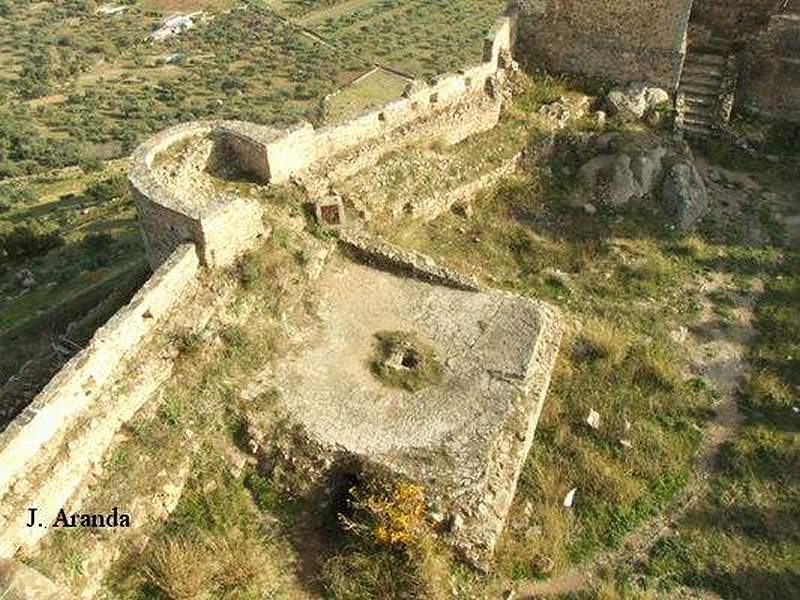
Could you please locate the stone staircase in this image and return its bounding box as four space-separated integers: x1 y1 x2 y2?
676 38 733 138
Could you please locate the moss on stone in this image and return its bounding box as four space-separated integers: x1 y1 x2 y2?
370 331 443 393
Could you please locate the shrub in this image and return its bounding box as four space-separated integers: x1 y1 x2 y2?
84 174 128 202
344 480 427 547
82 232 114 254
79 154 103 173
323 478 451 600
0 220 64 261
173 330 203 357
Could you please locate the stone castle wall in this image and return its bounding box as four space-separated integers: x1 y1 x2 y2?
739 10 800 122
689 0 781 43
0 9 518 562
518 0 693 90
0 245 200 558
128 11 517 271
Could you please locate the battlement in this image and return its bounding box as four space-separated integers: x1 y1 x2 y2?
128 12 516 270
0 9 521 562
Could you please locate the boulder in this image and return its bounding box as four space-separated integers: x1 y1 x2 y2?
13 269 36 289
661 162 709 231
606 82 670 119
631 147 667 192
537 95 591 130
579 146 666 206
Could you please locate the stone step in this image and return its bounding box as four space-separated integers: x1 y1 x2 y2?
683 121 716 138
688 52 727 67
682 102 717 117
701 35 731 52
680 72 723 88
681 94 718 108
679 81 720 97
683 114 715 129
682 63 723 79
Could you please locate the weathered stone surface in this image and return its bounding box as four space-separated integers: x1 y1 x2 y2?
739 11 800 123
0 560 69 600
0 245 200 559
518 0 693 89
579 146 666 206
661 161 709 231
630 148 666 192
339 231 482 291
536 95 591 130
605 82 671 119
263 248 562 569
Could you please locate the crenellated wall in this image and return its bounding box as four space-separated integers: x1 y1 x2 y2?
127 12 517 271
0 9 520 564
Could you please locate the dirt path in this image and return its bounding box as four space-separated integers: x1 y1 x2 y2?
514 272 759 599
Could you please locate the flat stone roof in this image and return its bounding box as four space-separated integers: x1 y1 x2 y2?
272 254 562 566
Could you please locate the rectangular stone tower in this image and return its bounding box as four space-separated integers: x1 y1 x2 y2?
518 0 694 90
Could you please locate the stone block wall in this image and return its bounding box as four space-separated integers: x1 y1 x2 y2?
0 245 200 557
128 11 517 271
739 11 800 122
133 187 203 270
215 131 271 183
518 0 693 90
689 0 781 44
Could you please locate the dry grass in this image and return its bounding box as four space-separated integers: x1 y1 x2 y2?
145 534 214 600
145 527 279 599
571 319 632 367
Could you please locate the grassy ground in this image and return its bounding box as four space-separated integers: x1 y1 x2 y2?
0 164 146 395
385 171 714 584
595 203 800 599
25 220 313 597
365 83 799 597
323 67 410 123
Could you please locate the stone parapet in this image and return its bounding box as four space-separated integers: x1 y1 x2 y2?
0 245 200 558
128 11 518 270
339 231 483 291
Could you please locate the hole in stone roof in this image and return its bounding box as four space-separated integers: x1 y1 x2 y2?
401 350 419 370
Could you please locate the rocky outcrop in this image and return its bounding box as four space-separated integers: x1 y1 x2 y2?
579 146 667 206
536 95 592 130
605 82 670 120
661 161 710 231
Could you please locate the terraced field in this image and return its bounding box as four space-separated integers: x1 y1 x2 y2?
0 0 507 178
0 164 147 422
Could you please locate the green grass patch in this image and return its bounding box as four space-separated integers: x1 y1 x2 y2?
370 330 444 392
